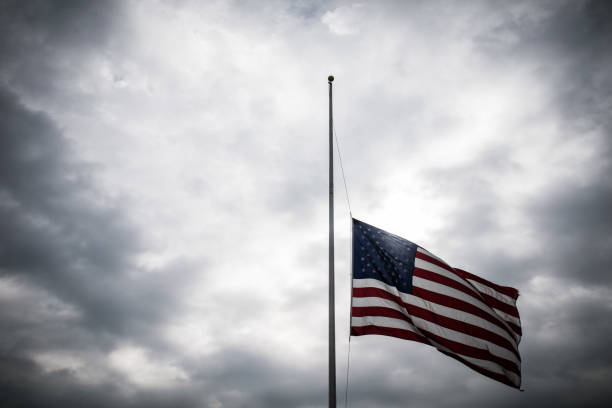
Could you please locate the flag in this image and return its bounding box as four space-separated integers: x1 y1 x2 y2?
351 218 522 388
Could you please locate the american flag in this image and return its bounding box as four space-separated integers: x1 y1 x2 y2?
351 218 522 388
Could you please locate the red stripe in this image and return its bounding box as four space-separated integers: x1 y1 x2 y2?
417 326 520 375
354 286 518 342
352 310 519 375
353 305 520 365
439 350 520 388
481 292 520 318
352 289 519 357
454 268 519 300
414 267 485 302
415 263 520 319
508 321 522 337
415 250 454 272
353 287 400 304
409 287 519 342
354 302 519 359
407 305 519 356
415 253 520 315
351 325 429 344
414 268 521 323
351 327 520 387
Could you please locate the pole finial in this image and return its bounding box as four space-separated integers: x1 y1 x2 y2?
328 75 334 82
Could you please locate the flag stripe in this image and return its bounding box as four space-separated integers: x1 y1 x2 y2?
467 279 518 306
493 309 522 334
415 249 521 324
413 266 522 333
353 280 519 343
352 305 520 367
454 268 519 299
506 320 522 336
411 286 520 343
416 247 449 269
414 268 485 304
352 292 518 349
351 315 520 375
414 258 477 294
352 296 519 358
479 292 521 318
417 250 520 312
412 277 518 331
414 260 519 318
351 325 520 387
439 350 521 388
351 325 428 344
413 322 520 375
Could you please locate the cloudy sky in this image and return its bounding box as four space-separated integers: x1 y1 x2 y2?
1 0 611 407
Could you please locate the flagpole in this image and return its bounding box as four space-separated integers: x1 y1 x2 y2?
328 74 336 408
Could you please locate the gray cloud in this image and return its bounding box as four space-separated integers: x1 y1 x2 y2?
1 87 159 336
2 0 612 407
0 353 206 408
0 62 202 408
0 0 120 100
530 180 612 284
476 0 612 140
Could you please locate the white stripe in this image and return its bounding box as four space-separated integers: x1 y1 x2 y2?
353 295 518 350
493 308 522 329
352 315 419 333
415 250 521 330
417 247 448 265
415 258 480 295
353 277 397 291
442 351 521 386
351 298 520 365
357 277 497 325
353 296 406 314
416 249 521 331
354 278 520 343
414 277 521 343
468 279 517 307
408 314 520 365
416 248 520 318
413 277 507 322
351 315 520 385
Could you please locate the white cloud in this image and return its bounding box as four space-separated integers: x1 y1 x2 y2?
322 4 365 36
109 345 189 388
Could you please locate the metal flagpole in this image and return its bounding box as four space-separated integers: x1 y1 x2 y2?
328 75 336 408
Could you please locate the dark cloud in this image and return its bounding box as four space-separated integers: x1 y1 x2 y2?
468 0 612 283
507 1 612 287
0 353 204 408
0 0 120 98
0 86 196 405
511 292 612 408
185 347 327 408
530 180 612 284
477 0 612 140
1 87 150 334
424 0 612 286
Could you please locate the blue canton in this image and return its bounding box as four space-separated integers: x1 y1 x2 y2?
352 218 417 294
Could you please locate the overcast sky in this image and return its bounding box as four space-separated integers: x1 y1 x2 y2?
1 0 611 407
